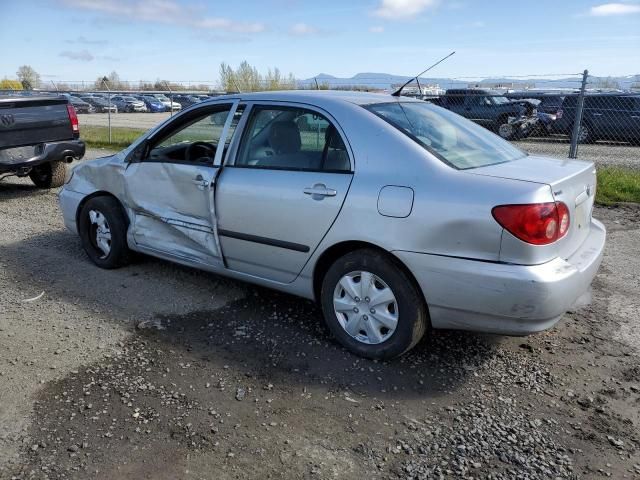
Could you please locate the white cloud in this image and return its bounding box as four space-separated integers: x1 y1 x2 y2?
59 49 95 61
289 23 319 35
66 35 108 45
589 3 640 15
373 0 439 19
61 0 266 33
369 25 385 33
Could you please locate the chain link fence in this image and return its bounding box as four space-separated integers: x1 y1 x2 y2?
401 71 639 168
1 72 638 167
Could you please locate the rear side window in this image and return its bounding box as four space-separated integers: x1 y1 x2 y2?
234 106 350 172
366 102 526 170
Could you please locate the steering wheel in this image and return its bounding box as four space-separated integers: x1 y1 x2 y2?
185 141 215 163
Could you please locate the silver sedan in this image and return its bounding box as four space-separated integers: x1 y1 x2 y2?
59 91 605 358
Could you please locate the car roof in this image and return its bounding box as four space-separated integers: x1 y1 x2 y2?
228 90 420 107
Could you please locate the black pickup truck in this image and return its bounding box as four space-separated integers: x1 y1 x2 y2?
431 89 529 139
0 96 85 188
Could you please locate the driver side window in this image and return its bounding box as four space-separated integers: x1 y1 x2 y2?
147 105 242 164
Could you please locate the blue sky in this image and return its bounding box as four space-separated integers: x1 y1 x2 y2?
1 0 639 84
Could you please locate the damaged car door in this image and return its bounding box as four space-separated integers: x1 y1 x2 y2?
123 102 241 266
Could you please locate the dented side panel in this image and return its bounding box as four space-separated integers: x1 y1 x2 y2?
123 161 221 265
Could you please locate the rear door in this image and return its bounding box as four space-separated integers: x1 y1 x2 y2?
215 102 353 283
123 101 242 266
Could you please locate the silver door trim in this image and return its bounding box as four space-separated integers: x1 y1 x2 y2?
209 100 241 269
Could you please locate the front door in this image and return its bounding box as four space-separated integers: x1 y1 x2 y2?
124 102 241 266
216 103 354 283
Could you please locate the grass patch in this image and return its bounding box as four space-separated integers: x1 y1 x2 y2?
81 125 148 150
596 167 640 204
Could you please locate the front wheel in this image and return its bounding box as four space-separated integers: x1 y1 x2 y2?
497 122 515 140
29 161 66 188
320 249 428 359
78 196 131 269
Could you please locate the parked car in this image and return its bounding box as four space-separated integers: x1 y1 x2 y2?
137 95 167 113
110 95 147 113
59 91 605 359
0 95 85 188
150 94 182 111
551 93 640 144
67 96 94 114
433 89 527 139
172 94 199 108
79 95 117 113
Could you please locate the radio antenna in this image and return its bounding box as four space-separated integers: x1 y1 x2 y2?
391 51 456 97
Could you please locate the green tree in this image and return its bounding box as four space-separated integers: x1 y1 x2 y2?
16 65 40 90
218 61 296 92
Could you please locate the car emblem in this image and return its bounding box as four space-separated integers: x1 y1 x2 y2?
0 113 15 128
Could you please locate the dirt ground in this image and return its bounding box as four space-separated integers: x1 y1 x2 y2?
1 152 639 479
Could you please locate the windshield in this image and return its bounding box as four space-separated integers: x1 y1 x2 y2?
366 102 526 169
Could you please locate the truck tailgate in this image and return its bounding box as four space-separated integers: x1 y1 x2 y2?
0 97 73 149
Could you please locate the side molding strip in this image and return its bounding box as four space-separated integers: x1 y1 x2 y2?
218 229 310 253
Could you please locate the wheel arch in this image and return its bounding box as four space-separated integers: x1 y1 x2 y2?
312 240 427 312
75 191 130 231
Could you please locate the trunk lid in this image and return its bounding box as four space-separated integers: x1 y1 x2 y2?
0 96 74 150
471 155 596 259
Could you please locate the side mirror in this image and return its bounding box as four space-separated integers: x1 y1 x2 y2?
125 140 147 163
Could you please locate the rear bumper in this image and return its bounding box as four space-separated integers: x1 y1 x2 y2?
0 140 85 174
393 218 606 335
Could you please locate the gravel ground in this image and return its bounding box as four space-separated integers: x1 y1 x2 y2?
78 112 640 170
1 150 639 479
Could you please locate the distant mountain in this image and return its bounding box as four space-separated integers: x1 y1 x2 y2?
299 73 640 92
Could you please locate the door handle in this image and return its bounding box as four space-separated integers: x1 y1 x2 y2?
303 184 337 198
631 115 640 119
591 113 603 116
193 174 209 188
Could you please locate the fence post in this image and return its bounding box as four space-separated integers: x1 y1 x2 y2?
164 81 173 117
102 78 112 144
569 69 589 159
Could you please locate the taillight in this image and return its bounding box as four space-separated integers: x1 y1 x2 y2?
556 109 563 119
492 202 570 245
67 104 79 137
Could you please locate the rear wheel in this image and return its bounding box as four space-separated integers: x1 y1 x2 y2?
78 196 131 269
29 161 66 189
576 124 594 144
320 249 428 359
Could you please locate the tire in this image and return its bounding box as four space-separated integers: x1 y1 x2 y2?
320 249 428 359
29 161 66 189
78 196 131 269
576 123 594 144
498 122 516 140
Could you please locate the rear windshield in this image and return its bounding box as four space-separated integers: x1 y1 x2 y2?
365 102 526 169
